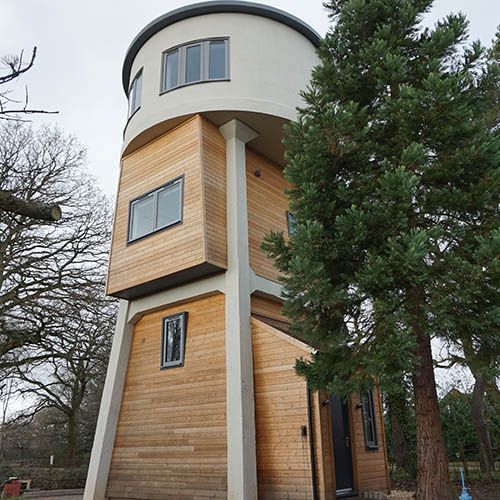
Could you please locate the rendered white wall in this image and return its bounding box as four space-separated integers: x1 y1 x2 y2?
123 12 318 151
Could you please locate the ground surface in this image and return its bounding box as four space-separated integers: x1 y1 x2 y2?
392 479 500 499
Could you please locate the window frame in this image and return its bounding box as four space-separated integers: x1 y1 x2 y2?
127 175 184 245
286 210 297 235
127 68 143 119
160 37 230 94
160 312 188 369
360 390 379 450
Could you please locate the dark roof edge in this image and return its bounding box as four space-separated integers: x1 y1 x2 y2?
122 1 322 94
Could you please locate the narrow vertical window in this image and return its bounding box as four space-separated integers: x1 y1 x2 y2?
164 49 179 90
185 44 201 83
361 390 379 449
156 180 182 228
161 312 188 368
130 193 154 241
128 70 142 117
209 40 226 79
286 211 297 235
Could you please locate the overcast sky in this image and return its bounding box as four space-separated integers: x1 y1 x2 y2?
1 0 499 196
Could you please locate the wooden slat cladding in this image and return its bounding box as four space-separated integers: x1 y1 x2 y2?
251 294 288 323
350 389 390 494
251 317 315 500
107 115 228 298
246 149 290 282
200 118 227 269
106 293 227 500
315 391 336 500
107 116 205 296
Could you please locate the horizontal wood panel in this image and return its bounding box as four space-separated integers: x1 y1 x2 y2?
201 118 227 269
252 318 314 500
246 149 290 283
107 116 208 296
251 294 288 323
106 293 227 500
351 389 390 494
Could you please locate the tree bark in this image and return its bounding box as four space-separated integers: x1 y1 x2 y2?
67 412 77 465
0 190 61 221
471 374 494 478
409 287 454 500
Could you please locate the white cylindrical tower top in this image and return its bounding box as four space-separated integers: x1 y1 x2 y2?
122 1 321 161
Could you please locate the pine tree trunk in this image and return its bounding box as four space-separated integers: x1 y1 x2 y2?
387 391 412 475
471 374 494 478
409 287 454 500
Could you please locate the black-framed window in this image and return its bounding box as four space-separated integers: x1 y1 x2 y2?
161 312 188 369
286 211 297 235
361 390 379 450
128 69 142 118
161 38 229 92
127 175 184 243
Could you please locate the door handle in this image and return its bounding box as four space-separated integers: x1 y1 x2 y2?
345 436 350 448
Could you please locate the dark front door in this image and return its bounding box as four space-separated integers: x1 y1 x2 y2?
329 394 355 498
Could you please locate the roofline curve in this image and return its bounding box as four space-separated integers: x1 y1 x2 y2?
122 0 321 94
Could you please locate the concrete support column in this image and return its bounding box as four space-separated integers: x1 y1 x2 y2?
219 119 258 500
83 300 133 500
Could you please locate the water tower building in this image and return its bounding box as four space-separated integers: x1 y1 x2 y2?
84 2 390 499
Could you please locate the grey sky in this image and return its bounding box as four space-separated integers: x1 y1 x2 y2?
1 0 499 196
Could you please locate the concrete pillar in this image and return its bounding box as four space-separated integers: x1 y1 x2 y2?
219 119 258 500
83 300 133 500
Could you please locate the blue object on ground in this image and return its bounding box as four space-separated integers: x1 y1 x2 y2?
459 467 472 500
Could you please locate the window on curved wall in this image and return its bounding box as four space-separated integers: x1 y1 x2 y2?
161 38 229 92
127 69 142 118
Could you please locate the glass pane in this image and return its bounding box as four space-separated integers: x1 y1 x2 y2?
165 318 182 363
164 50 179 90
362 393 375 443
209 41 226 79
133 73 142 111
185 44 201 83
156 181 182 228
130 194 154 240
287 212 297 235
127 84 136 117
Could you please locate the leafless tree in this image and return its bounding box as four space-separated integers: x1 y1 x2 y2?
12 287 116 463
0 47 61 221
0 121 113 369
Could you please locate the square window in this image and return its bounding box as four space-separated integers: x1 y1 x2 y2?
127 176 184 243
161 312 188 368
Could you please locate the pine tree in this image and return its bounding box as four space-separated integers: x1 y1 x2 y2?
262 1 500 498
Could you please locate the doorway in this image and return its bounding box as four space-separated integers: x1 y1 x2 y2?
329 394 355 498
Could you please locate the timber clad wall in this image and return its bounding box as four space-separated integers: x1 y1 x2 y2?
251 317 315 500
350 390 390 494
251 294 288 323
246 149 290 282
106 115 227 297
200 118 227 269
106 293 227 500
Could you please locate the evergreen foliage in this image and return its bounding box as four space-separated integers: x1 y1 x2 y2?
262 1 500 497
263 0 500 398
